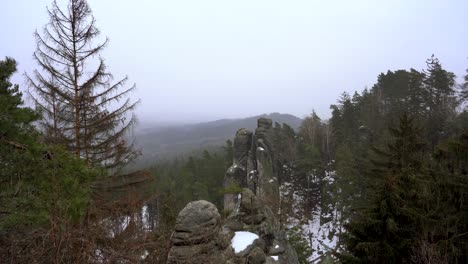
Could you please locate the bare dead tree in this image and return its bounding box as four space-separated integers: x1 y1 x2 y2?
26 0 139 170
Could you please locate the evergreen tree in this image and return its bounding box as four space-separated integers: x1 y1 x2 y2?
330 92 361 147
0 57 39 146
150 148 229 224
273 122 298 167
461 63 468 107
1 58 40 218
422 55 458 148
333 144 360 232
223 139 234 168
26 0 139 170
0 57 97 229
426 130 468 263
342 113 427 263
288 225 314 264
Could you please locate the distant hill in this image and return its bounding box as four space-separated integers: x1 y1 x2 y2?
132 113 303 167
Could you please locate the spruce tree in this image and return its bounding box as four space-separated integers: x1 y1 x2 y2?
342 113 427 263
26 0 139 170
427 130 468 263
422 55 457 148
461 63 468 106
334 144 360 229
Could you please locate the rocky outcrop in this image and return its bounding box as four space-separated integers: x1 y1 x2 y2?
166 118 299 264
253 118 280 213
229 117 280 213
224 128 253 212
167 200 234 264
167 194 298 264
224 188 299 263
233 128 253 169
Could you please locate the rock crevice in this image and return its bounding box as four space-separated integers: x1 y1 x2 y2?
166 118 298 264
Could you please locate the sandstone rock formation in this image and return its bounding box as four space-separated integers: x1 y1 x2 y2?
167 200 234 264
224 128 252 211
224 188 299 263
227 117 280 213
166 118 298 264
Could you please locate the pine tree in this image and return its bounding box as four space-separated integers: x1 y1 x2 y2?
1 57 40 204
0 57 39 146
0 57 97 229
26 0 139 170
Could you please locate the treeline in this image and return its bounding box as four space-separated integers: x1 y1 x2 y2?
333 57 468 263
274 56 468 263
146 54 468 263
151 148 232 227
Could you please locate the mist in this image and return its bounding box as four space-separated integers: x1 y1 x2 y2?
2 0 468 123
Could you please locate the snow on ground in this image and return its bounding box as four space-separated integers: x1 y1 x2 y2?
142 205 150 230
140 250 149 260
304 209 339 259
231 231 259 253
271 255 279 260
95 249 105 262
141 204 157 231
280 170 340 261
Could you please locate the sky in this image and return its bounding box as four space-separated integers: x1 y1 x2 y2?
1 0 468 123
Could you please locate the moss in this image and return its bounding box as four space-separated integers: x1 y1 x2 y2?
220 183 243 195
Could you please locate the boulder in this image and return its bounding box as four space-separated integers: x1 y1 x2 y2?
166 118 299 264
167 200 234 264
171 200 220 245
248 247 266 264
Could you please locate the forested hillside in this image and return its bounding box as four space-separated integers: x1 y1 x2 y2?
145 56 468 263
132 113 302 167
1 0 467 263
294 57 467 263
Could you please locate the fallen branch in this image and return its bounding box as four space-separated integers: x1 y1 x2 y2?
0 135 26 150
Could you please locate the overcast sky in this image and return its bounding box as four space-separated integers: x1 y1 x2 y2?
2 0 468 123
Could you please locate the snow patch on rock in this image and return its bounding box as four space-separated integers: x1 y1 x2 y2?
231 231 259 253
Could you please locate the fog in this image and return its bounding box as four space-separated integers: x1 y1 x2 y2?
2 0 468 123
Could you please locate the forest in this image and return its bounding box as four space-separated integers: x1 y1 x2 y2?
1 0 468 263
